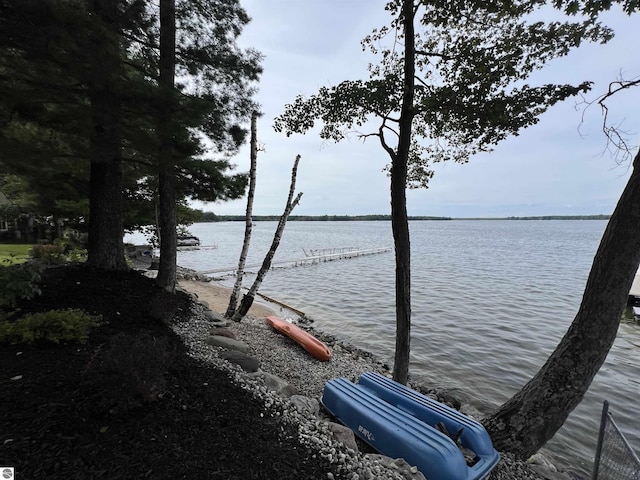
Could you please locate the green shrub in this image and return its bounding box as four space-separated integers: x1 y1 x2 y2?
0 308 100 344
66 248 88 263
0 262 43 309
29 244 66 265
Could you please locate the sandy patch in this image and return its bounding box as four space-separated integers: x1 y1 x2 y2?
178 280 276 318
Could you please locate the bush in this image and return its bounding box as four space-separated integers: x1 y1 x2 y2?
0 308 100 344
0 262 43 309
66 248 88 263
84 332 176 411
29 244 66 265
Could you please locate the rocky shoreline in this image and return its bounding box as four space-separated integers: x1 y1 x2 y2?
174 276 585 480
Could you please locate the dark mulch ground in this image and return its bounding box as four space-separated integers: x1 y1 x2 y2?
0 264 340 479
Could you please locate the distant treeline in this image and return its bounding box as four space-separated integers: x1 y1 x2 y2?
196 212 611 222
196 213 452 222
503 215 611 220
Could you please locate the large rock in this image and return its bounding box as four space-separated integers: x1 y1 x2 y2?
204 335 249 353
204 310 227 325
289 395 320 416
327 422 358 452
220 350 260 372
208 327 238 340
248 372 296 397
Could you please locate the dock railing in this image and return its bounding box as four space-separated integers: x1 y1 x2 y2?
592 401 640 480
198 246 391 275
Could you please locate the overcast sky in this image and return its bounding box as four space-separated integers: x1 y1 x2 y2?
196 0 640 218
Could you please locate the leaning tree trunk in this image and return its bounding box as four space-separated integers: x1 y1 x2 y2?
232 155 302 321
484 149 640 459
390 0 416 385
86 0 127 271
226 111 259 317
156 0 177 292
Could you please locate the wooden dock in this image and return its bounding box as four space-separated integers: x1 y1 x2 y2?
198 246 391 275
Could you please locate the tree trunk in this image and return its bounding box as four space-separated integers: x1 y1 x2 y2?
86 0 126 271
232 155 302 321
226 111 259 317
485 149 640 459
155 0 177 292
390 0 416 385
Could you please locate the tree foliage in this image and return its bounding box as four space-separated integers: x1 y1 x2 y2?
275 0 611 187
273 0 615 415
0 0 260 256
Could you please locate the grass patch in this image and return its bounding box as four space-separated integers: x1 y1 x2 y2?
0 244 33 265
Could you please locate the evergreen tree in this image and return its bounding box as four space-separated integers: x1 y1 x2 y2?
0 0 260 270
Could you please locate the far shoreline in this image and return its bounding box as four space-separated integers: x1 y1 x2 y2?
195 214 611 222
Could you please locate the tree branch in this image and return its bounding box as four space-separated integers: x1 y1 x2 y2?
579 75 640 165
414 50 453 61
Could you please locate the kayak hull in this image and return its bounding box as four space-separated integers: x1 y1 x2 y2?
321 372 500 480
265 315 331 361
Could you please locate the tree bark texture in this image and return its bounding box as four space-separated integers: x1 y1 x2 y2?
391 0 416 385
226 111 259 317
156 0 177 292
232 155 302 321
485 150 640 459
86 0 127 270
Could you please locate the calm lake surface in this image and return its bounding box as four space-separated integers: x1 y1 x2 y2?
130 220 640 472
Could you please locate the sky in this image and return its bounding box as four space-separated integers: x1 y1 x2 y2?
194 0 640 218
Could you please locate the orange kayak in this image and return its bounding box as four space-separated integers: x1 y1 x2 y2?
265 315 332 361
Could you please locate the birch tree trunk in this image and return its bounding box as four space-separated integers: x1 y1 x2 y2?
225 111 259 317
232 155 302 321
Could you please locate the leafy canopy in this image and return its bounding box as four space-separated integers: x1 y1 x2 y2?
274 0 612 188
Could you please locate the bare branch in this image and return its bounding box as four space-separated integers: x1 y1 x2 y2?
578 74 640 166
414 50 454 61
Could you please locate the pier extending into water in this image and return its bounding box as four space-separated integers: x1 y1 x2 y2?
198 246 391 275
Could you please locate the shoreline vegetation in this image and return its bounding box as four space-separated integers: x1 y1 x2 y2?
197 213 611 222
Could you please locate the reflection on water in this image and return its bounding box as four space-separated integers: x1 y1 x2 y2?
128 220 639 473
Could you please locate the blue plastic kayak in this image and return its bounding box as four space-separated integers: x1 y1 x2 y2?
321 372 500 480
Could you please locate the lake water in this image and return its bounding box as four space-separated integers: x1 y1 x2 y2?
127 220 640 473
